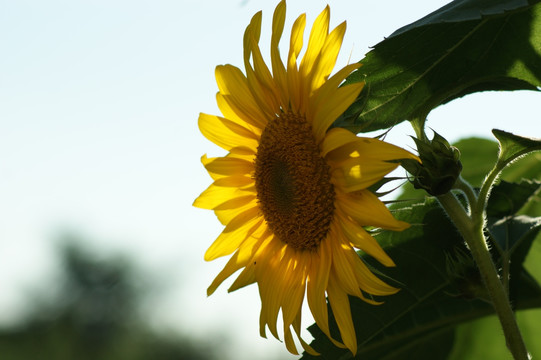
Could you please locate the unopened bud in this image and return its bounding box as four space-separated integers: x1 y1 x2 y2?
401 131 462 196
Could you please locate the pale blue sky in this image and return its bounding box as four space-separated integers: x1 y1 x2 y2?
1 1 539 359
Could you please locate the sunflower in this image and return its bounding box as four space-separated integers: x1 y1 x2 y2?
194 1 418 355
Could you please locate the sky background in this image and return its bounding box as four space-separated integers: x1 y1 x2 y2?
1 1 540 359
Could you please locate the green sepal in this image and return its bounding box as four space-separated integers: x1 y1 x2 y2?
401 132 462 196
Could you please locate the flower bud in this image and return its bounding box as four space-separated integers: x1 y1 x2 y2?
401 131 462 196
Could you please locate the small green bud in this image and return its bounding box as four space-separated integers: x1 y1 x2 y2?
401 131 462 196
445 249 490 302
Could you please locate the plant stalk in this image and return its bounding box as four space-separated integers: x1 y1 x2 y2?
453 176 478 215
437 192 530 360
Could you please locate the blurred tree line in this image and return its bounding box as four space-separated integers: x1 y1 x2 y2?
0 236 217 360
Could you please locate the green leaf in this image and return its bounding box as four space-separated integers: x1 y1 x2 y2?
524 238 541 288
487 215 541 288
302 198 541 360
493 129 541 166
334 0 541 133
448 309 541 360
486 180 541 279
487 179 541 217
455 138 499 187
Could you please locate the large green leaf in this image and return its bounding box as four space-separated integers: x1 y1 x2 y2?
334 0 541 133
302 197 541 360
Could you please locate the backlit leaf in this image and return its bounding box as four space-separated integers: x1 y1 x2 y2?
334 0 541 133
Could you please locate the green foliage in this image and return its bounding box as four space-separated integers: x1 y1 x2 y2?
448 309 541 360
487 179 540 218
453 138 498 187
333 0 541 133
303 189 541 359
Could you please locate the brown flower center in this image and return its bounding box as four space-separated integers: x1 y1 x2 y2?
254 112 335 251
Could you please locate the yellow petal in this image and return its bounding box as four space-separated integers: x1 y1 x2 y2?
346 249 399 296
257 240 287 339
216 93 263 135
288 14 305 72
283 324 298 355
249 36 280 111
249 36 274 89
329 231 365 299
228 265 256 292
287 13 306 112
207 251 245 296
321 127 361 157
229 146 256 157
336 210 395 267
271 0 288 106
312 82 364 142
243 12 280 117
336 190 410 231
228 227 271 292
281 249 308 326
300 5 330 80
213 195 256 211
198 113 259 151
238 225 270 262
310 21 346 90
306 239 332 339
308 63 362 124
193 182 254 210
328 135 419 165
243 10 262 72
214 198 258 225
204 208 262 261
215 65 267 129
212 175 253 187
293 311 320 356
327 278 357 355
332 158 398 192
201 154 254 180
354 137 420 162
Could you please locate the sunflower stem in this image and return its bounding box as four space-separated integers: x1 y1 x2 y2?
437 192 530 360
409 120 529 359
476 159 506 216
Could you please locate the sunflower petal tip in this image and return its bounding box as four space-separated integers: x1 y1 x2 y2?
396 220 411 231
